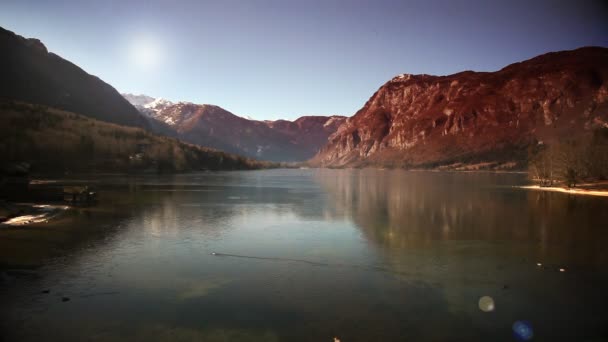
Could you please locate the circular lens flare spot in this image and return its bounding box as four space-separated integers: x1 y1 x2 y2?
513 320 534 340
478 296 495 312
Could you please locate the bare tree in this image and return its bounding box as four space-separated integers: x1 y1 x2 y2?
528 127 608 187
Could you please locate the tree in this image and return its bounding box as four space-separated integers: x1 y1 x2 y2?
528 127 608 187
529 143 555 186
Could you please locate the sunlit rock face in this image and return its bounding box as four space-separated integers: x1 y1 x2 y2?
311 47 608 169
123 94 346 162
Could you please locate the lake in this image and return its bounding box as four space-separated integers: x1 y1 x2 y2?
1 169 607 341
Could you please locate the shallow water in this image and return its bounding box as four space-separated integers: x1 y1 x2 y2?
1 169 608 341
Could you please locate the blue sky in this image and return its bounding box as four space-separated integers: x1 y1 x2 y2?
1 0 607 120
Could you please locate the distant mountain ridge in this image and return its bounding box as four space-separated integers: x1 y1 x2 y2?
311 47 608 169
0 26 147 128
123 93 347 162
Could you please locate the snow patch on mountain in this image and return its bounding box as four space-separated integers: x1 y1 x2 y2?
122 93 156 107
123 93 181 125
144 97 173 110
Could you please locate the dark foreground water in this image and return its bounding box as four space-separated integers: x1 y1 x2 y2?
1 169 608 341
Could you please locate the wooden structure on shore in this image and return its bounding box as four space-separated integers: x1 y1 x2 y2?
63 186 97 204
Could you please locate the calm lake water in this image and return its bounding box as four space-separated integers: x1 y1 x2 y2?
1 169 608 341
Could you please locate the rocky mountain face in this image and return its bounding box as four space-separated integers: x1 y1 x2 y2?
0 26 147 128
311 47 608 169
123 94 346 162
266 116 346 153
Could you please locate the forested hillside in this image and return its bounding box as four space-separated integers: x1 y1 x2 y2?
0 100 272 173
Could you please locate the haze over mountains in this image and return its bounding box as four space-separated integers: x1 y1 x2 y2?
0 25 345 164
122 94 346 162
0 26 268 172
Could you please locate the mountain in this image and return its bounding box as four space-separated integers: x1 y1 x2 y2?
265 115 347 156
122 94 346 162
0 26 147 128
311 47 608 169
121 93 156 108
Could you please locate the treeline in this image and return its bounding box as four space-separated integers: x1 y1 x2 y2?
0 100 275 173
528 127 608 187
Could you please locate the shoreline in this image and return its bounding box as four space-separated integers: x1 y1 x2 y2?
519 185 608 197
0 202 75 270
1 203 69 226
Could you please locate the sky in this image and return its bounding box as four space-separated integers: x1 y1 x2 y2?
1 0 607 120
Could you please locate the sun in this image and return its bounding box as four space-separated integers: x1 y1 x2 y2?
128 35 163 70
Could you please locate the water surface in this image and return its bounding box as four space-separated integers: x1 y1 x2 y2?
1 169 607 341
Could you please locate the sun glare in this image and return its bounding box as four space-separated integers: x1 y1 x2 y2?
128 35 163 70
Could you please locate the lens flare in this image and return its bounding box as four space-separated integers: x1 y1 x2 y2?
513 320 534 341
478 296 495 312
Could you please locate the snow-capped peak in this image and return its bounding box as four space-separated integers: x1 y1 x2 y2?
122 93 173 109
122 93 179 125
122 93 156 107
144 97 173 110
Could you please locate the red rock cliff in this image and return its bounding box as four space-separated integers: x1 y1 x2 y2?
311 47 608 169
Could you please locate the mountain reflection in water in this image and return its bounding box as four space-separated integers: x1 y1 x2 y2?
1 169 607 341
